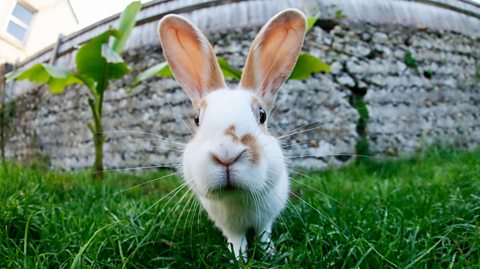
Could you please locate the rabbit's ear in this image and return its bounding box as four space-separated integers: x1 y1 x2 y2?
240 9 306 109
159 15 226 108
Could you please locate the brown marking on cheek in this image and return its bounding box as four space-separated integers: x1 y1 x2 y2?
241 134 261 165
224 125 239 142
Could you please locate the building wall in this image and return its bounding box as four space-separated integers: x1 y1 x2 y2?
0 0 78 64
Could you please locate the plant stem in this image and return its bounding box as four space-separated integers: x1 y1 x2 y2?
88 95 104 180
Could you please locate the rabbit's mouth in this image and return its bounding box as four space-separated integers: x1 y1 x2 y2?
204 168 250 197
214 168 243 191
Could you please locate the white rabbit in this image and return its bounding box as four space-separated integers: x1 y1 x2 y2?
158 9 306 259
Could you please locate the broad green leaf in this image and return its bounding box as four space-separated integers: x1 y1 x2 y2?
6 63 82 94
306 16 319 32
289 53 331 80
112 1 141 53
101 44 124 64
76 74 97 95
76 30 130 94
156 62 173 78
217 58 242 80
76 30 118 79
5 69 24 81
128 62 172 90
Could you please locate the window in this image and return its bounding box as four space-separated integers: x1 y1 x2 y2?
6 2 34 43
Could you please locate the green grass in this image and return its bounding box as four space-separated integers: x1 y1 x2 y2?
0 147 479 268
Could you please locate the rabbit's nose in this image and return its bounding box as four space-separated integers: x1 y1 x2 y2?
211 149 247 167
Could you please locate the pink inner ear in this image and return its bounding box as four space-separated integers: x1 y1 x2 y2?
240 9 306 98
161 23 208 96
258 26 303 95
166 26 205 94
159 15 226 106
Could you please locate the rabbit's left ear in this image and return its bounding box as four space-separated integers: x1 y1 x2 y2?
158 15 226 108
240 9 306 109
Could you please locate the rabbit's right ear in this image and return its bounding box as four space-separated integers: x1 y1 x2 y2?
158 15 226 108
240 9 306 109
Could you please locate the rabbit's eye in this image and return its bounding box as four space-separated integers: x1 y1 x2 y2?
259 107 267 124
194 112 200 126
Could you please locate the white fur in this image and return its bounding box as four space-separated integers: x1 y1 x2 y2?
182 89 289 258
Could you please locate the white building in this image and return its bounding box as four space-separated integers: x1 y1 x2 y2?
0 0 79 64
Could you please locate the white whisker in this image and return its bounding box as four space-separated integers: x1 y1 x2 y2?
171 192 196 240
147 145 185 152
266 103 279 125
100 130 187 146
277 124 330 140
289 191 346 238
165 99 194 136
286 153 389 161
289 172 346 207
125 183 187 228
96 163 181 173
115 171 181 195
184 197 199 242
152 184 192 240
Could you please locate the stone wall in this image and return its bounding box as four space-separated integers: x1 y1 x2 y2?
325 23 480 155
6 21 480 171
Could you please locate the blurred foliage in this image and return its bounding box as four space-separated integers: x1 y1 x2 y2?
289 53 331 80
217 58 242 80
404 51 418 69
353 97 370 156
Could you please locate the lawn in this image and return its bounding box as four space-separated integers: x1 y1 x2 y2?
0 147 479 268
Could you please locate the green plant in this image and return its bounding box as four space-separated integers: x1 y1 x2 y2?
306 14 320 32
327 4 347 19
353 97 370 156
6 2 141 180
404 51 418 69
334 9 347 19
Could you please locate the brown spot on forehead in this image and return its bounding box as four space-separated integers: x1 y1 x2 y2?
241 134 261 165
224 125 239 142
